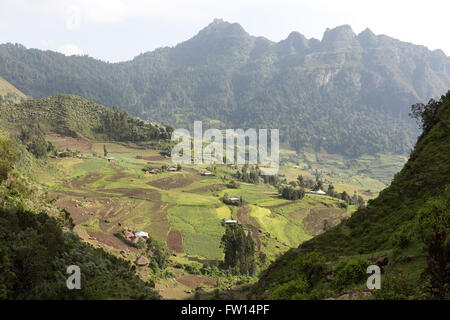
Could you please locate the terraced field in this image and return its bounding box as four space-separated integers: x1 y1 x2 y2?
41 137 398 299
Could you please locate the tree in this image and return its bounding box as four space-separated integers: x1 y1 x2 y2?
103 144 108 157
327 184 335 197
220 224 255 275
279 185 305 200
410 98 441 134
146 236 170 270
415 186 450 299
297 175 305 187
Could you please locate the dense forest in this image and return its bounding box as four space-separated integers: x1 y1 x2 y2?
1 20 449 156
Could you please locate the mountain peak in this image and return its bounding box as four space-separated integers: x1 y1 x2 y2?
357 28 378 47
199 19 249 38
321 25 356 49
277 31 309 54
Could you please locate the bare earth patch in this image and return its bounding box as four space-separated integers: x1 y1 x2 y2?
46 134 93 153
176 275 217 289
167 229 184 253
303 208 348 235
87 231 138 252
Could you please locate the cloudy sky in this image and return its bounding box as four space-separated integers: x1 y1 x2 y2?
0 0 449 62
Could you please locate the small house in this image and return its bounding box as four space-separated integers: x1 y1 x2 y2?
167 167 177 171
201 172 213 176
225 219 237 224
107 157 116 163
134 231 149 238
310 189 326 195
229 197 239 202
136 255 150 266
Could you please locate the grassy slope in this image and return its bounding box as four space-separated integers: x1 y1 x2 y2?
0 94 113 139
255 93 450 299
0 76 25 98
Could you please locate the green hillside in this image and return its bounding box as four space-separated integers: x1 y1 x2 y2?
0 94 172 141
0 76 26 103
0 127 159 299
255 91 450 299
2 21 450 156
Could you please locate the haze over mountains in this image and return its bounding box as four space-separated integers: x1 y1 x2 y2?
1 19 449 156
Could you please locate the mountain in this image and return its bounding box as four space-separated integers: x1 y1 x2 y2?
254 92 450 299
1 20 450 156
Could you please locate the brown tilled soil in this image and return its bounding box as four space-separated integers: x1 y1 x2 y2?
237 207 262 250
56 198 90 225
167 229 184 253
46 134 93 153
87 231 138 252
176 275 217 289
104 169 130 182
302 207 348 235
71 173 103 188
147 174 197 190
105 187 161 200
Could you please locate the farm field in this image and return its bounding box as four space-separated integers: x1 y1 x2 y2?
41 136 402 299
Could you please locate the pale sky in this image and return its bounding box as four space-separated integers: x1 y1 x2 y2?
0 0 449 62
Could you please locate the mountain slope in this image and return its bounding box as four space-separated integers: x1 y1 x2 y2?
255 91 450 299
0 94 171 141
0 76 25 103
0 127 160 299
1 20 449 156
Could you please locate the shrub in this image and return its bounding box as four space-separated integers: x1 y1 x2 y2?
0 138 16 182
334 258 370 288
372 273 428 300
271 276 309 300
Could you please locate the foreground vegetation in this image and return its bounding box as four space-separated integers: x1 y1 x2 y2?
255 91 450 300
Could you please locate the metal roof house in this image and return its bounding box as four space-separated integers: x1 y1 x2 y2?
309 189 326 195
134 231 149 238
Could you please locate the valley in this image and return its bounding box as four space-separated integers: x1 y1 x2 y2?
32 132 404 299
0 9 448 303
